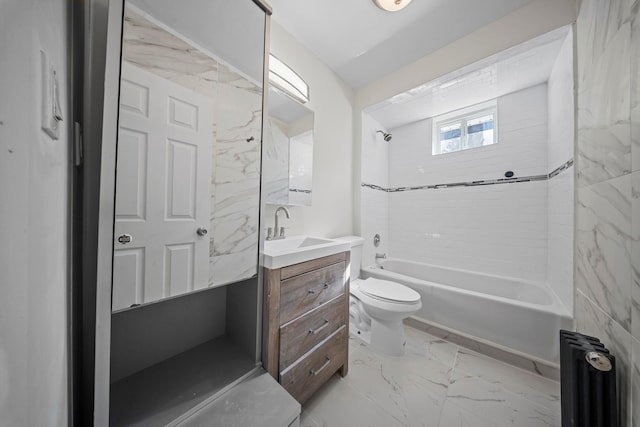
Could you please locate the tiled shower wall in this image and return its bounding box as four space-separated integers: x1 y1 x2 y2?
362 73 574 302
387 84 552 282
547 32 575 313
574 0 640 425
361 114 390 267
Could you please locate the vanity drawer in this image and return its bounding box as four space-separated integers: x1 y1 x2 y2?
279 261 345 325
279 294 346 371
280 326 347 403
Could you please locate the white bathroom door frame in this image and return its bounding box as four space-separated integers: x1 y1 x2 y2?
112 62 212 310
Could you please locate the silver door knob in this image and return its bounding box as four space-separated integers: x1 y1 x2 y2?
197 227 208 236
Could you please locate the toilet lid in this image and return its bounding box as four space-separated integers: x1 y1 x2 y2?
359 278 420 303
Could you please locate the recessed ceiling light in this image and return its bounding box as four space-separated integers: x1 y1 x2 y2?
373 0 412 12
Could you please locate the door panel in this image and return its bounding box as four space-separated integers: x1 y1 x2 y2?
112 62 212 311
166 138 197 219
114 128 147 220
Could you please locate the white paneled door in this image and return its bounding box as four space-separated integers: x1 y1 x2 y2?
112 62 213 311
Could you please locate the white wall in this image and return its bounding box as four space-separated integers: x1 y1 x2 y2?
0 0 69 425
383 85 549 280
546 32 574 312
360 114 390 267
265 22 355 238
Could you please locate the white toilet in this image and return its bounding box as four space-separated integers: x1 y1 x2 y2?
337 236 422 356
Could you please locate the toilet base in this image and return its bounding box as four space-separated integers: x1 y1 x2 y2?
370 318 407 356
349 321 372 345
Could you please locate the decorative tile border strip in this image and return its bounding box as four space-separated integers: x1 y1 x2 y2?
289 188 312 194
363 158 573 193
548 158 574 179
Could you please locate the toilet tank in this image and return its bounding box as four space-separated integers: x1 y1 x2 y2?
334 236 364 282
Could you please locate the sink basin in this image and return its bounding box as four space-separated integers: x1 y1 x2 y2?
264 236 350 269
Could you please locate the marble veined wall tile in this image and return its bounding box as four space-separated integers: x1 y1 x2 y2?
123 9 219 95
576 0 632 187
576 290 632 426
263 120 289 204
632 0 640 172
632 171 640 341
210 64 262 286
632 337 640 427
576 175 632 331
575 1 639 425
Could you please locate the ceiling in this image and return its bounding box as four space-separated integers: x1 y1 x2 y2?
267 0 536 89
367 25 571 129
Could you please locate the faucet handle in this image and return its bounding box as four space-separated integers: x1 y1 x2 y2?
279 226 286 238
266 227 273 240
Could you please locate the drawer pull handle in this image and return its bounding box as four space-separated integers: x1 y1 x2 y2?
310 357 331 376
308 319 329 335
308 283 329 295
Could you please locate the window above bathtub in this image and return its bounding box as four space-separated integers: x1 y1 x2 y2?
432 100 497 155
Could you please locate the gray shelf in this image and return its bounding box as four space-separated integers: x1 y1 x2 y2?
110 335 256 426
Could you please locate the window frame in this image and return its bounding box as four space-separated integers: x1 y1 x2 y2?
432 100 498 155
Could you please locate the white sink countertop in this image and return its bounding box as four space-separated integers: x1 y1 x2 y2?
263 236 350 269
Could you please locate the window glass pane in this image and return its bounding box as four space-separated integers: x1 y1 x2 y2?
440 123 461 153
465 114 494 149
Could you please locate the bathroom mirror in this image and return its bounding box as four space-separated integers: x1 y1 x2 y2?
264 86 314 206
110 0 265 311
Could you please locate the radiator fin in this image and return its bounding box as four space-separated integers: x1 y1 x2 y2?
559 330 617 427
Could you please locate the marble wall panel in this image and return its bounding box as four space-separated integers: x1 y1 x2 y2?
632 0 640 172
576 0 632 187
576 175 633 330
633 337 640 427
210 64 262 286
576 290 632 426
632 171 640 341
123 9 219 96
575 0 639 425
263 120 290 205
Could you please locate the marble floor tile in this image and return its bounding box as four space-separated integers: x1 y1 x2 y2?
345 345 449 427
305 325 564 427
304 375 406 427
402 326 459 368
446 374 560 427
452 349 561 412
437 399 510 427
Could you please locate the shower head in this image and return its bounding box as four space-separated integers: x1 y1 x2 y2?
377 130 392 142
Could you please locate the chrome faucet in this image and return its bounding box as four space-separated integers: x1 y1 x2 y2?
268 206 290 240
375 253 387 260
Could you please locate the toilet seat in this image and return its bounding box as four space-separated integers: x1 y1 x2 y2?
359 278 420 304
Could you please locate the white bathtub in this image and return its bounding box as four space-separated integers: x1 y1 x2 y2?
362 258 572 364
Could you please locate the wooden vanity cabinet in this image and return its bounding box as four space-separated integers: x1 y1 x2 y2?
262 252 350 403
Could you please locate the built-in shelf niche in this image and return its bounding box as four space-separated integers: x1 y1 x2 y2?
109 278 260 426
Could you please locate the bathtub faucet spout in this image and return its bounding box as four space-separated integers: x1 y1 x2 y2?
375 253 387 260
